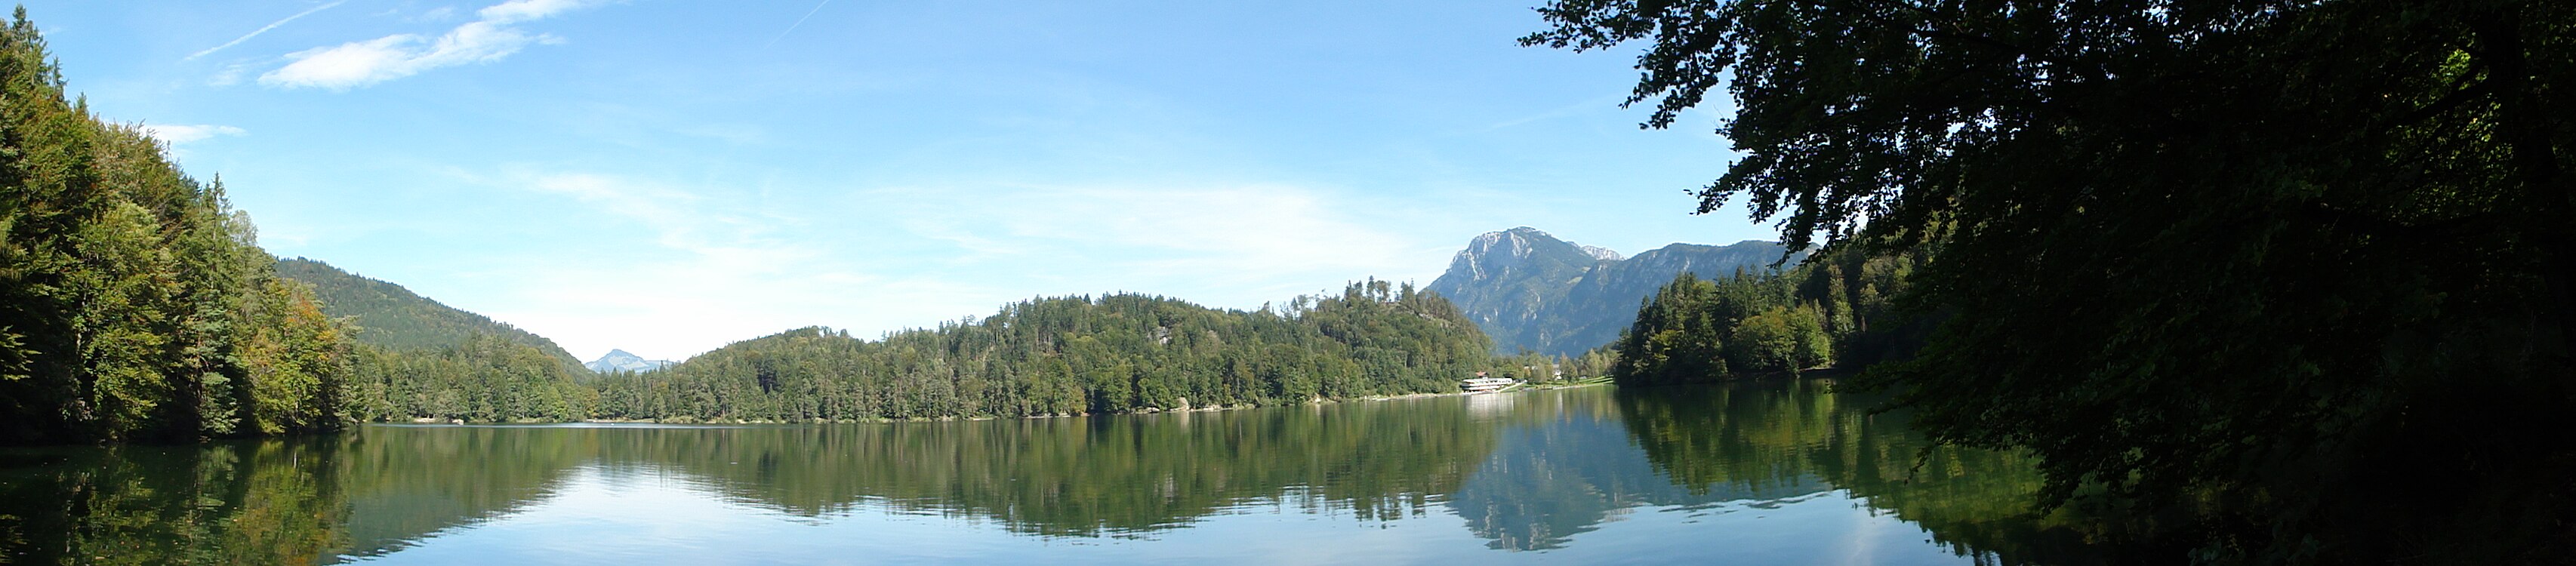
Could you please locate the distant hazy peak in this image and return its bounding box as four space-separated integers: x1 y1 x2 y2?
586 349 675 374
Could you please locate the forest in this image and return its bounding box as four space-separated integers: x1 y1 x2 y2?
586 281 1493 421
325 281 1510 423
310 283 1524 426
23 0 2566 559
1530 0 2574 562
275 257 586 371
1607 245 1934 384
0 8 1539 442
0 11 353 444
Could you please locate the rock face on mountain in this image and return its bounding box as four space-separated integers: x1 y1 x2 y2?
584 349 674 374
1424 227 1798 356
275 258 586 371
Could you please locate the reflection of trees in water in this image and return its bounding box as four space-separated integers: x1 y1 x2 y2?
1439 382 2111 562
1445 385 1832 551
334 426 591 558
0 398 1502 561
0 438 353 565
1445 407 1826 551
0 426 604 564
1612 381 2109 565
0 384 2112 564
573 402 1493 537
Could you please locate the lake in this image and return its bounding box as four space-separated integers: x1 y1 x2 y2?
0 380 2109 564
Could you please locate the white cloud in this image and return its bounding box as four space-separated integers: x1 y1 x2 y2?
479 0 602 23
259 0 602 90
488 171 880 359
208 63 251 86
140 124 248 144
523 172 813 264
263 35 429 89
880 182 1438 303
445 171 1457 361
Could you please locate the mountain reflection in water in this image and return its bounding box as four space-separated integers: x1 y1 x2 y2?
0 381 2109 564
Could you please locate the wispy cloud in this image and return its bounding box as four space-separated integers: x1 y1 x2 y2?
208 62 251 86
478 0 600 24
881 182 1433 300
260 0 604 90
486 169 951 360
521 171 812 266
140 124 248 144
187 1 346 61
766 1 832 50
475 171 1444 358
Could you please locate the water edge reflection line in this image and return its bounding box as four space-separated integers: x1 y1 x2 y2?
0 382 2113 564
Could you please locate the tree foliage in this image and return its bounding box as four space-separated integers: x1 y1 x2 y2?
340 335 593 423
0 9 350 444
1531 0 2574 561
1610 245 1926 383
591 281 1493 421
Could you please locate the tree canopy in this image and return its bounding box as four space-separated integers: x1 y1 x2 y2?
1608 245 1927 385
588 281 1495 422
0 9 352 444
1530 0 2573 562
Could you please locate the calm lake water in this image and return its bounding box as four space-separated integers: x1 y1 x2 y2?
0 380 2109 564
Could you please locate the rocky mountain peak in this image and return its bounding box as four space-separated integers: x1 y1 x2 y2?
1425 228 1796 355
1444 227 1603 283
1579 245 1622 262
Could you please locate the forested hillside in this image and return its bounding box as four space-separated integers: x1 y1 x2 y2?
342 334 596 423
275 257 583 370
1610 245 1934 384
591 281 1492 421
0 11 352 444
263 259 605 423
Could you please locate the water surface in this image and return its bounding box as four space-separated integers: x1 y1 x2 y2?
0 381 2106 564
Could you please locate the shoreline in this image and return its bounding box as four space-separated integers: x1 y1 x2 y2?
388 380 1619 426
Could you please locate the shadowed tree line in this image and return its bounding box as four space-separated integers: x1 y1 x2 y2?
1608 245 1937 384
1531 0 2575 561
1611 381 2116 564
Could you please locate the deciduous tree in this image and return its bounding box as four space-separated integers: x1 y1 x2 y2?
1530 0 2574 561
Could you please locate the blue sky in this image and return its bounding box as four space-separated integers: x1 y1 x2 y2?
28 0 1767 361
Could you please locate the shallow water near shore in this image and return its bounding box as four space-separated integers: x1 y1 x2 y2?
0 380 2109 564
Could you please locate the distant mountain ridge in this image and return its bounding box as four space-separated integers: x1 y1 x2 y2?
1425 227 1799 356
274 258 586 371
584 349 674 374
